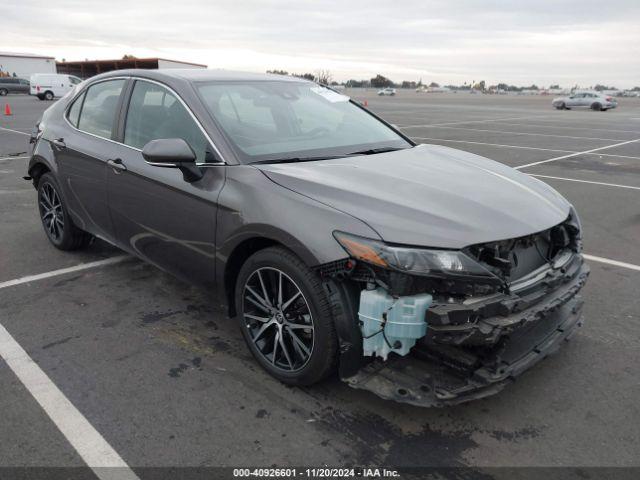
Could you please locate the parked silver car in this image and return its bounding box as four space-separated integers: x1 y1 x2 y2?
377 87 396 96
0 77 30 96
552 91 617 111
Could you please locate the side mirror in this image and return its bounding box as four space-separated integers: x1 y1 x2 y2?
142 138 203 182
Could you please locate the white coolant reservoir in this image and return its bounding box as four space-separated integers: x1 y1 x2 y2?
358 288 432 360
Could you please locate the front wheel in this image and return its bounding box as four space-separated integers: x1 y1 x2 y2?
235 247 337 385
37 173 92 250
555 102 565 110
0 88 7 96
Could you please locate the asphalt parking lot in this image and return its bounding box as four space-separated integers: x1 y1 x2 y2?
1 91 639 476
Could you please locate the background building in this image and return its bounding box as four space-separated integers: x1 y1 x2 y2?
0 52 56 78
56 57 207 79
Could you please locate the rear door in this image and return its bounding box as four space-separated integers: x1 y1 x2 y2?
51 78 127 240
18 78 30 93
106 78 225 289
566 93 582 107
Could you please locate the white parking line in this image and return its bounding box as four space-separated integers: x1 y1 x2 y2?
528 174 640 191
0 323 139 480
412 137 640 161
0 155 29 161
404 124 624 141
0 126 30 136
397 114 553 128
583 254 640 272
490 121 640 134
413 137 574 153
515 137 640 169
0 255 130 290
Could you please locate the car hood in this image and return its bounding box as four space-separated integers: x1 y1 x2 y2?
257 144 571 248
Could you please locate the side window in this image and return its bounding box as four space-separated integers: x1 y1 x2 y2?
124 81 211 163
77 80 125 139
69 76 81 85
67 92 85 128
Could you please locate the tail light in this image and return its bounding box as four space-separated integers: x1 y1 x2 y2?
606 96 612 101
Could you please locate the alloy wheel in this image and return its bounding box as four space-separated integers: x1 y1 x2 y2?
39 183 64 242
242 267 314 372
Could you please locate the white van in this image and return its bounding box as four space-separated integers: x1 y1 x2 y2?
29 74 82 100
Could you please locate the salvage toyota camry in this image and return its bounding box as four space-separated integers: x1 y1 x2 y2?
27 70 589 406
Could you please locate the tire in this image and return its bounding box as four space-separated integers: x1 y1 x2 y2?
591 102 602 111
555 102 565 110
37 94 45 101
44 91 54 101
37 173 92 250
0 88 7 96
234 246 338 385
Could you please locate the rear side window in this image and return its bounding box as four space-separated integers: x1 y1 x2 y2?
67 92 85 128
124 80 211 162
77 80 125 139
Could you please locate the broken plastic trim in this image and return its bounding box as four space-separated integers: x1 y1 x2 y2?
345 296 585 407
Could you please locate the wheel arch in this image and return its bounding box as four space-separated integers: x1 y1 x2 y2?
27 159 52 189
221 228 323 318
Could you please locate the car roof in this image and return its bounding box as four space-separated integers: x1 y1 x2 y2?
94 68 313 84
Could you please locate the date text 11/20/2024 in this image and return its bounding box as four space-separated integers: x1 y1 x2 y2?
233 468 400 478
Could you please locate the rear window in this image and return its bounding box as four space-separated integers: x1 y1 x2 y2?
67 92 85 128
77 80 125 139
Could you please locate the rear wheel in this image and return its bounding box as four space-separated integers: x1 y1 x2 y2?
235 247 337 385
0 88 7 96
44 91 54 101
37 173 92 250
591 102 602 111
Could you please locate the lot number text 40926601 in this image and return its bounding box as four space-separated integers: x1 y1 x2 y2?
233 468 400 478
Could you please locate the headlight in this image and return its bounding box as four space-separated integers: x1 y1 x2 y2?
568 205 583 252
333 231 499 280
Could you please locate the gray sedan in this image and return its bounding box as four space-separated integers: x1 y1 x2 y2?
26 69 589 406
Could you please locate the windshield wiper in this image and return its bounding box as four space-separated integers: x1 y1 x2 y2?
251 154 347 165
346 146 409 156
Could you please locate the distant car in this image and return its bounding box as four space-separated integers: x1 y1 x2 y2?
552 91 617 111
377 87 396 96
30 73 82 100
0 77 30 96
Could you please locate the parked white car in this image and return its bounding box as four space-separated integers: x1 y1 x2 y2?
377 87 396 96
552 91 617 111
30 73 82 100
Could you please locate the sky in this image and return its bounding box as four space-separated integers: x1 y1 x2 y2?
5 0 640 88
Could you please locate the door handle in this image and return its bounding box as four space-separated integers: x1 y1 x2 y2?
107 158 127 173
51 138 66 149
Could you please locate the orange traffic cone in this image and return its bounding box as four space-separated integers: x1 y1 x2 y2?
4 104 12 116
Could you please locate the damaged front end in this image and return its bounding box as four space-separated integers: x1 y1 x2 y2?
319 210 589 407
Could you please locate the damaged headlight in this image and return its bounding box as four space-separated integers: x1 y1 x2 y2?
333 232 499 280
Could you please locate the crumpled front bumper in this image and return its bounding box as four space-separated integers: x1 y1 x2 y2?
344 286 583 407
423 255 589 346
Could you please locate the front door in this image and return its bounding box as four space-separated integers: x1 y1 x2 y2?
106 79 225 290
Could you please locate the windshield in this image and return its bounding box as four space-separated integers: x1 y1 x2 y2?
197 81 411 163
